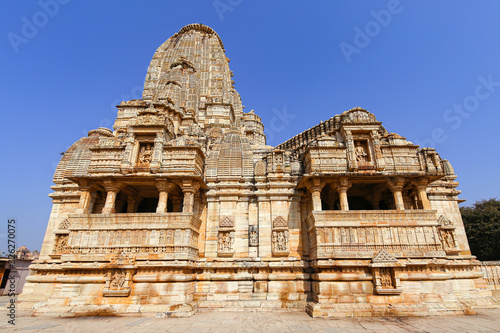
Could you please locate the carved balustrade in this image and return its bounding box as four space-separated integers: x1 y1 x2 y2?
305 210 446 259
57 213 201 261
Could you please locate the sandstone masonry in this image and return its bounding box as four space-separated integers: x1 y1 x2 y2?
19 24 499 317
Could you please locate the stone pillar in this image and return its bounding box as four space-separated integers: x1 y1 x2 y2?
258 196 272 258
337 178 351 211
102 183 122 214
309 178 324 211
150 133 164 173
369 191 381 210
181 180 198 213
75 187 93 214
236 197 250 257
248 197 259 258
311 188 322 211
204 195 219 257
388 177 405 211
120 134 134 174
156 181 171 213
126 197 138 213
416 183 431 210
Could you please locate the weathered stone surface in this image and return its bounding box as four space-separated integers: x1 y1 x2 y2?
17 23 500 318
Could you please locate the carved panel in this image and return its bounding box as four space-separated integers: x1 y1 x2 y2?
109 271 127 290
273 216 287 229
219 216 234 228
138 143 153 165
218 231 234 257
379 267 394 288
249 225 258 247
55 235 69 254
440 229 456 249
58 219 70 230
272 230 289 256
255 160 266 176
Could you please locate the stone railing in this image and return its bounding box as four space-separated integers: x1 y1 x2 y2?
57 213 202 261
308 210 437 227
68 212 201 230
306 210 445 259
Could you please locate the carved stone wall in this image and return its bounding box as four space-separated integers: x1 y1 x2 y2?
20 23 498 319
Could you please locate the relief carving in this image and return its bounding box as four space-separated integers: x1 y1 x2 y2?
138 143 153 164
273 216 287 228
109 271 127 290
218 231 234 255
272 230 289 255
355 141 368 163
58 219 70 230
55 235 69 254
379 267 394 288
219 216 234 228
441 229 456 249
249 225 258 246
255 160 266 176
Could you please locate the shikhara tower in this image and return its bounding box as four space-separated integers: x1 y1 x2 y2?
20 24 498 317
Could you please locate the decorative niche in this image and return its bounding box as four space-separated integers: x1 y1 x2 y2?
272 216 289 257
218 216 235 257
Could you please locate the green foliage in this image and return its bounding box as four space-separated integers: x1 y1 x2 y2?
460 198 500 261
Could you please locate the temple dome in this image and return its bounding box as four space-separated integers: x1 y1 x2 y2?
142 24 243 127
53 129 112 184
206 131 253 180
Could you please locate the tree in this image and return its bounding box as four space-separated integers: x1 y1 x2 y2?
460 198 500 261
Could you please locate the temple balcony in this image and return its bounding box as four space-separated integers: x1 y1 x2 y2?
52 213 201 262
305 210 447 260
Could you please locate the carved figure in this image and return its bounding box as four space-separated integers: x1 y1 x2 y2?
55 235 69 253
442 230 455 248
379 268 393 288
272 230 288 252
218 231 234 252
139 144 153 164
110 271 126 290
355 142 367 163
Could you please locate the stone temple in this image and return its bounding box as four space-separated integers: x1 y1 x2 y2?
20 24 498 317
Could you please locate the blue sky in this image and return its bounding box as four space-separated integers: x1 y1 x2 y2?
1 0 499 251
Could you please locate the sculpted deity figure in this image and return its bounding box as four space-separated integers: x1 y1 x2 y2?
249 229 258 246
355 141 367 163
110 271 126 290
379 268 393 288
139 144 153 164
443 230 455 248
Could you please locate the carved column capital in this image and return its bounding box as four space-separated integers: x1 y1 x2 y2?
387 177 405 192
102 181 124 193
155 179 175 192
337 177 352 191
